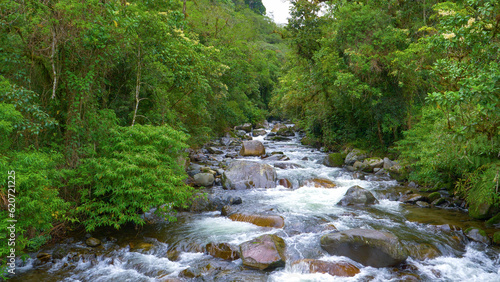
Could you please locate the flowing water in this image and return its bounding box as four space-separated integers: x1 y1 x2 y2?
10 126 500 281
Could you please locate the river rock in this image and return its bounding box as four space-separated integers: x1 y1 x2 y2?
256 120 269 129
465 228 490 244
344 149 368 166
301 178 337 188
362 158 384 172
278 178 293 188
320 229 408 267
234 130 247 137
271 123 287 133
276 126 294 137
240 140 266 156
486 213 500 227
383 157 394 169
229 213 285 228
399 194 428 204
353 161 368 171
431 198 446 207
406 243 441 260
387 164 408 181
239 234 286 270
193 173 214 187
189 194 241 212
235 123 252 133
324 153 345 167
253 128 267 136
86 237 101 247
337 186 379 206
206 147 223 154
416 201 430 208
274 162 303 169
468 201 494 220
222 161 277 189
292 259 360 277
36 252 52 263
205 243 240 260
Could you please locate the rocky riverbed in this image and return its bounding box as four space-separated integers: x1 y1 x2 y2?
8 122 500 281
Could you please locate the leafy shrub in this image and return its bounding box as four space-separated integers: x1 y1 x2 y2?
74 124 193 231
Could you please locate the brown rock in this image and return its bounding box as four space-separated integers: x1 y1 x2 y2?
229 213 285 228
239 234 286 270
205 243 240 261
278 178 293 188
301 178 337 188
293 259 360 277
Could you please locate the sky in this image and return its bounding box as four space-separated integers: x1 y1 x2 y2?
262 0 292 24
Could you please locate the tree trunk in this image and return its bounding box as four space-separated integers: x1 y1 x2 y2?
132 48 141 127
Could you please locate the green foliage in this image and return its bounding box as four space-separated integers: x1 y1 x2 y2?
0 150 71 267
74 124 193 231
0 0 283 268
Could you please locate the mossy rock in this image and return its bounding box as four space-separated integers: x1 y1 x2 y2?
493 232 500 245
486 213 500 227
465 227 490 244
468 201 493 220
324 153 345 167
428 192 441 202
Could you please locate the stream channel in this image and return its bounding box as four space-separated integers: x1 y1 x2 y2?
10 123 500 281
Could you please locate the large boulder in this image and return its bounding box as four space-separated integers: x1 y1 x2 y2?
337 186 379 206
239 234 286 270
468 201 494 220
228 213 285 228
344 149 368 166
320 229 408 267
324 153 345 167
240 140 266 156
292 259 360 277
222 161 277 190
193 173 214 187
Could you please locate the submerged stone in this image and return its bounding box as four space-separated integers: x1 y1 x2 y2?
320 229 408 267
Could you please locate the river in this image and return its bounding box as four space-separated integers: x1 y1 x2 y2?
10 124 500 281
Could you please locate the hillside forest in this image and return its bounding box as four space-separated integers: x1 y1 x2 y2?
0 0 498 275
